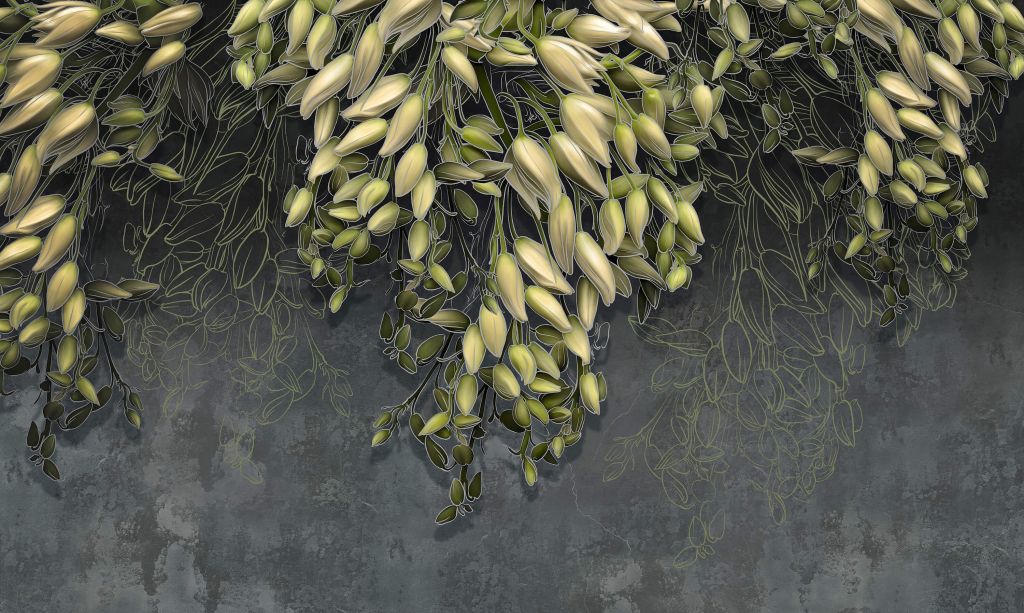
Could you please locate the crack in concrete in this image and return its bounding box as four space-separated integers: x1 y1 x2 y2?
568 463 633 553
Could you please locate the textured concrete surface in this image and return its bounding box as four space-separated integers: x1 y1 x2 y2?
2 93 1023 613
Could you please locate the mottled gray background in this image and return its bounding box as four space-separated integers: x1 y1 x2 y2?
2 95 1023 613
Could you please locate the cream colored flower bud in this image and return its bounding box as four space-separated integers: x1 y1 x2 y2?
56 335 78 372
406 219 429 260
47 261 78 312
313 97 339 146
857 154 880 195
349 23 384 97
514 237 573 295
463 324 485 373
560 94 612 167
367 201 399 235
580 371 600 413
308 141 341 180
495 253 527 322
491 364 520 399
625 189 649 243
0 89 62 135
62 288 86 333
356 178 389 216
558 317 589 366
7 145 41 216
343 73 410 120
0 194 65 236
377 0 437 40
963 164 987 198
285 187 312 227
889 181 917 207
300 53 353 118
526 343 557 378
938 90 960 131
333 118 387 156
33 3 101 47
666 265 691 291
897 159 926 191
14 321 45 346
478 302 507 357
253 63 305 88
866 88 905 141
410 170 435 219
864 130 893 176
96 20 143 44
228 0 263 36
856 0 902 41
33 215 77 272
937 125 966 160
332 0 385 15
306 14 338 69
50 120 97 172
897 26 928 89
632 114 671 161
143 41 186 76
441 46 478 92
380 94 424 156
689 83 714 129
626 11 670 59
864 196 885 231
646 177 677 223
536 35 605 93
877 71 934 109
485 46 538 67
566 14 630 46
957 3 981 49
925 52 971 106
890 0 940 18
937 18 964 65
613 123 638 171
726 3 751 42
599 198 626 254
508 344 537 385
896 108 943 139
37 101 95 161
575 232 616 305
548 196 576 274
285 0 314 54
550 133 608 197
576 277 598 330
455 373 478 415
2 51 60 107
140 3 203 37
643 88 666 129
676 199 705 245
510 134 561 207
0 236 42 269
9 292 41 329
259 0 297 22
234 60 257 89
525 286 572 332
394 143 427 197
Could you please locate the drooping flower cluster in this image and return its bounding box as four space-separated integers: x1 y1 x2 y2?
228 0 714 520
227 0 1021 522
1 1 206 479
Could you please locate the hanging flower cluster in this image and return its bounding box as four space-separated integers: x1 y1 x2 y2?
0 1 212 479
226 0 1021 522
